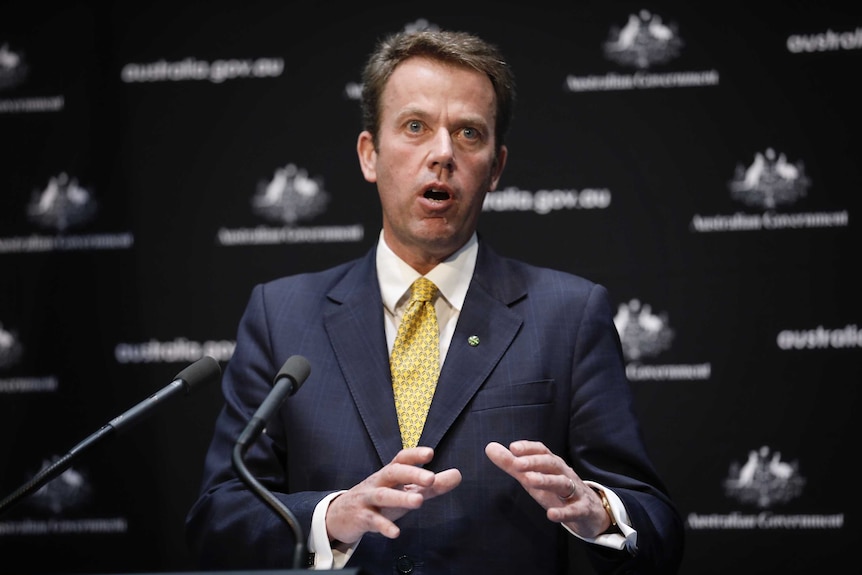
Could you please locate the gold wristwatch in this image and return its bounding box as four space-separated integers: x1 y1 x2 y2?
594 488 617 530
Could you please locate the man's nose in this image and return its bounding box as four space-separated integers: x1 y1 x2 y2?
428 128 454 173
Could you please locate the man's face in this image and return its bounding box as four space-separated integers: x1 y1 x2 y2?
357 56 507 272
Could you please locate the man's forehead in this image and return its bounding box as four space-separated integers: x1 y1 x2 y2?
383 57 496 109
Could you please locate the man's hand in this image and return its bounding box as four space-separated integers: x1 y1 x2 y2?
485 440 611 538
324 446 462 546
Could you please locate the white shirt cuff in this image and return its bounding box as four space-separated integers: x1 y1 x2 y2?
568 481 638 555
308 490 357 570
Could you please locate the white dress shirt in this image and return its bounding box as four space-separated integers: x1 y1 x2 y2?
308 231 635 569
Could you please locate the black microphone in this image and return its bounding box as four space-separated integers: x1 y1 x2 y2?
0 356 222 516
234 355 311 450
232 355 311 570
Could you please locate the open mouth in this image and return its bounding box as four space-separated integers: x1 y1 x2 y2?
424 189 450 201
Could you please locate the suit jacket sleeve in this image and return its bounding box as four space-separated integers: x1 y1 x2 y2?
185 281 332 570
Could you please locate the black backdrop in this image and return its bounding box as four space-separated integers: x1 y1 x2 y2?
1 2 859 574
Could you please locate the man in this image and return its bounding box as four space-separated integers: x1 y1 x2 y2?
186 29 684 574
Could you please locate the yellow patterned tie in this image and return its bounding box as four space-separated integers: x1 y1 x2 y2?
391 277 440 449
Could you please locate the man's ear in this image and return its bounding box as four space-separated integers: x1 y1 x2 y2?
357 130 378 183
489 145 508 191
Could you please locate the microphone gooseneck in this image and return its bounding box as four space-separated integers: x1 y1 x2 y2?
0 356 222 516
232 354 311 570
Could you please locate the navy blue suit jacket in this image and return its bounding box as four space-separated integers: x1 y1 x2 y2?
186 240 684 574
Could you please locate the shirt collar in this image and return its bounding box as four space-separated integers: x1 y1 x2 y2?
377 229 477 313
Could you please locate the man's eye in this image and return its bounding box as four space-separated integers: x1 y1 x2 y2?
408 120 422 132
462 127 480 140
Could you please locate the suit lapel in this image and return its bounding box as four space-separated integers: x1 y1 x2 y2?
420 243 526 450
322 243 528 461
323 249 405 463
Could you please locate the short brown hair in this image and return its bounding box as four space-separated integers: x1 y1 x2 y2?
360 29 516 152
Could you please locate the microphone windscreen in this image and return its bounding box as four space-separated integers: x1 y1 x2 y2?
174 356 222 393
273 355 311 393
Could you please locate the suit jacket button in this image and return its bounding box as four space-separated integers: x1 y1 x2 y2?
395 554 414 574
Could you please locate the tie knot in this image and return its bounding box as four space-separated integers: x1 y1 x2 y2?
410 277 438 303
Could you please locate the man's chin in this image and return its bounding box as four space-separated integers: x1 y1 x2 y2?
416 223 463 247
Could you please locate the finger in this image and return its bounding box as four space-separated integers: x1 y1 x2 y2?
376 448 437 489
557 476 577 501
509 439 551 456
416 468 462 498
381 461 436 489
392 446 435 465
486 442 545 476
366 483 425 511
486 442 524 478
402 468 462 494
326 488 409 544
343 495 405 539
485 441 516 468
508 441 572 476
371 515 402 540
